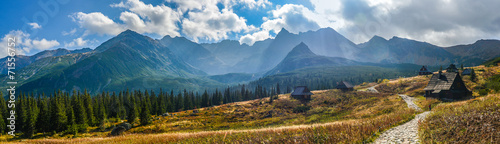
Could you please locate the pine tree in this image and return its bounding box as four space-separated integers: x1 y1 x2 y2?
276 83 281 95
139 99 151 125
183 89 192 110
25 98 37 138
72 92 88 132
0 92 6 134
50 93 67 132
36 96 50 133
66 104 77 135
127 92 137 124
471 68 477 82
17 93 27 133
83 89 95 126
202 90 209 107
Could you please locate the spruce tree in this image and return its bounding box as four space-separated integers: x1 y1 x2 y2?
36 96 50 133
140 100 151 125
471 68 477 82
277 83 281 95
127 93 138 124
17 93 27 133
83 90 95 126
72 92 88 132
50 93 67 132
25 100 36 138
66 104 77 135
202 90 209 107
0 92 6 134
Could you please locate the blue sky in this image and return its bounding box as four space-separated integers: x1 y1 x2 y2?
1 0 499 57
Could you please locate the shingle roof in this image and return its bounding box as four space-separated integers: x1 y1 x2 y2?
291 86 313 95
419 66 430 72
423 72 458 91
462 69 471 75
336 81 354 89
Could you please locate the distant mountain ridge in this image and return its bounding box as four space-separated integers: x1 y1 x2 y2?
0 48 92 74
18 30 207 94
2 28 499 94
265 42 358 76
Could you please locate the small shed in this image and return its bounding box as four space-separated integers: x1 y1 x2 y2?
291 86 313 100
423 71 471 100
418 66 432 75
462 69 472 75
446 64 459 73
336 81 354 92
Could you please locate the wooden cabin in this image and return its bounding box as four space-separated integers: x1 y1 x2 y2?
336 81 354 92
423 71 471 100
291 86 313 100
418 66 432 75
462 69 472 75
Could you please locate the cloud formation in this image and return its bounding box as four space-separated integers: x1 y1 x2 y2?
71 12 125 36
28 23 42 29
0 30 60 57
66 0 500 47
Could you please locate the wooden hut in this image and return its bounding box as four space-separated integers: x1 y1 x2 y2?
462 69 472 75
291 86 313 100
423 71 471 100
418 66 432 75
336 81 354 92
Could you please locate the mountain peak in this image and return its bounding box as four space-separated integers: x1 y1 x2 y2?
276 28 291 36
369 35 387 42
118 29 140 36
286 42 315 58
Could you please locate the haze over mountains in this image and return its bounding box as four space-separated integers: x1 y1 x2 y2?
1 27 499 94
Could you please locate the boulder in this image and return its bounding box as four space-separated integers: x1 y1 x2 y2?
117 123 132 130
162 112 170 116
110 126 127 136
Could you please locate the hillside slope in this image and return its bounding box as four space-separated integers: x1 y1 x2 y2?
18 30 210 94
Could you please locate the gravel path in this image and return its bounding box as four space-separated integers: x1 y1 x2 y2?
373 111 430 144
398 94 423 111
366 85 379 93
372 94 427 144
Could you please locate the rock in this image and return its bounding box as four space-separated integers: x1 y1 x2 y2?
117 123 132 130
162 112 170 116
110 126 127 136
193 109 199 113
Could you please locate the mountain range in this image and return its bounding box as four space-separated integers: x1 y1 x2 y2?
1 27 499 94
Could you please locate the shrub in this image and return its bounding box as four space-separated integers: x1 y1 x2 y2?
293 105 311 113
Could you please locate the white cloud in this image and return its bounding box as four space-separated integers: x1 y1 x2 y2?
112 0 181 37
239 30 270 45
304 0 500 46
32 39 60 50
182 8 252 42
62 28 77 36
65 37 88 48
239 4 322 45
0 30 60 57
71 12 125 36
163 0 259 42
28 23 42 29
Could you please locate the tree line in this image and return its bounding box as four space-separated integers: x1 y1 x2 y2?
0 84 281 138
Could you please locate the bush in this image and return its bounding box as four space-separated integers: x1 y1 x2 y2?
110 126 127 136
293 105 311 113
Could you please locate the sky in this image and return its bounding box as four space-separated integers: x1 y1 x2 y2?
1 0 499 58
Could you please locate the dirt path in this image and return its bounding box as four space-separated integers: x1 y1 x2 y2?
372 94 427 144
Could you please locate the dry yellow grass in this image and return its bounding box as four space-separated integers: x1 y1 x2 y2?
7 88 417 143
